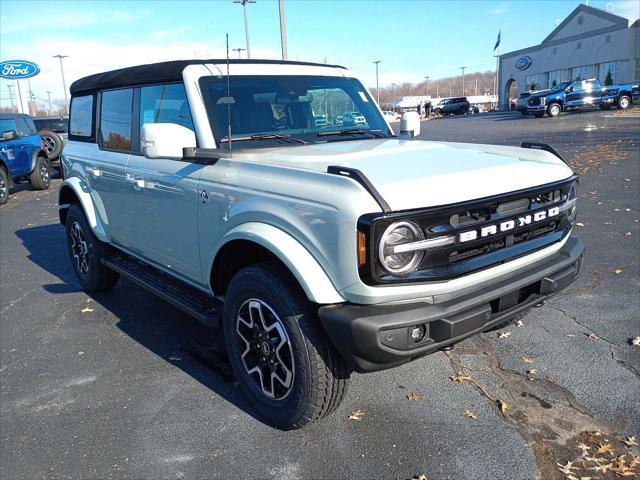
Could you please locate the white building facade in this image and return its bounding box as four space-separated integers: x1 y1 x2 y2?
498 4 639 108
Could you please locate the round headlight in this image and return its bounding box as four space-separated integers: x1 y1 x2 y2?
567 183 578 222
378 221 425 275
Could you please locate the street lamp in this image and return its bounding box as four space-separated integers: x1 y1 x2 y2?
373 60 381 105
424 75 430 96
460 66 467 96
53 54 69 115
233 0 256 59
279 0 288 60
232 47 247 58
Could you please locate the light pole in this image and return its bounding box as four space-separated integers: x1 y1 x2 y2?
232 47 246 58
424 75 430 96
436 82 439 99
53 54 69 115
459 66 466 96
233 0 256 59
373 60 381 105
7 84 15 112
391 82 396 110
46 91 53 114
279 0 288 60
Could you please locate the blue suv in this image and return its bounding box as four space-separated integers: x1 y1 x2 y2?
0 113 51 205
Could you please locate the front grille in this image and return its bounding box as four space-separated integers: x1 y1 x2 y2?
359 178 576 285
528 97 541 106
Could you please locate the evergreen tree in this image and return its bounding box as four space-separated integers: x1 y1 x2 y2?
604 70 613 86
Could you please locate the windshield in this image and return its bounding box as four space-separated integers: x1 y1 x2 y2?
552 81 571 91
200 75 392 147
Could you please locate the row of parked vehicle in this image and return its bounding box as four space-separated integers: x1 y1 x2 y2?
0 112 68 205
516 78 639 118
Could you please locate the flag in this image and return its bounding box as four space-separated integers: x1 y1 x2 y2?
494 29 501 51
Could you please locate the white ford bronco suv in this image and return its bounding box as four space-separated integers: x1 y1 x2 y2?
59 59 584 429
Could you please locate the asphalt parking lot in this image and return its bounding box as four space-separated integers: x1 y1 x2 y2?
1 108 639 480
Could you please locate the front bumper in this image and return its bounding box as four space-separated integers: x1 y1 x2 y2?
527 105 546 112
319 236 584 372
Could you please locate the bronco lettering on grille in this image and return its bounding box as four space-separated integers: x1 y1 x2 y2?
458 206 560 243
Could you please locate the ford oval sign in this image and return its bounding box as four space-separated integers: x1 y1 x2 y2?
0 60 40 79
515 56 532 71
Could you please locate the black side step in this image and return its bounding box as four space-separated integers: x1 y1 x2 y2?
102 255 222 327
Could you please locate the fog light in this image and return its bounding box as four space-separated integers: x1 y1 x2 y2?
410 324 426 342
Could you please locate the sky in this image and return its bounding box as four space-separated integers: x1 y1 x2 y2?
1 0 639 110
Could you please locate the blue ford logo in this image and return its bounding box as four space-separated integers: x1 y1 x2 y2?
0 60 40 79
515 56 532 71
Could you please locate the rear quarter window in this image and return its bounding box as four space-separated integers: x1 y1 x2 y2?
69 95 94 139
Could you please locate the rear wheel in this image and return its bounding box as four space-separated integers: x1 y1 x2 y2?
65 205 119 292
39 129 63 159
0 167 9 205
29 156 51 190
547 103 561 117
223 262 349 429
617 95 631 110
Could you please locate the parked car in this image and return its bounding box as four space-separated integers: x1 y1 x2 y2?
33 116 68 161
0 113 51 205
341 111 366 126
527 78 640 117
59 59 583 429
432 97 471 115
313 115 328 127
382 110 400 121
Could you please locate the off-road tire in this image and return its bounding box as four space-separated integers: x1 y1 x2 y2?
39 129 63 159
617 95 631 110
547 103 561 117
0 167 9 205
223 262 349 430
29 155 51 190
65 204 119 292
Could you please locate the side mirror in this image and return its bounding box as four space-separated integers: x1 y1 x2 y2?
399 111 420 138
1 130 18 141
141 123 196 160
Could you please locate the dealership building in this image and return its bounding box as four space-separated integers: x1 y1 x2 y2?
498 4 639 108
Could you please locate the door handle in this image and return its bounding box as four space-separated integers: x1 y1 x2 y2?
88 166 102 177
126 173 146 191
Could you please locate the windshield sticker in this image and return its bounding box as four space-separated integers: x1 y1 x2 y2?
358 92 369 102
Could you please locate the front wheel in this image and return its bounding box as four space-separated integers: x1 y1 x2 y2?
223 262 349 430
0 168 9 205
617 95 631 110
547 103 561 117
600 103 611 111
29 156 51 190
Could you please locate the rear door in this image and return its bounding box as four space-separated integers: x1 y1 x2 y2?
123 83 203 284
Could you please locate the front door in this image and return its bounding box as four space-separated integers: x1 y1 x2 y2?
122 83 204 285
0 118 30 176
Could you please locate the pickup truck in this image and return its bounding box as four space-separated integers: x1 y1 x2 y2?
527 78 640 117
60 59 584 429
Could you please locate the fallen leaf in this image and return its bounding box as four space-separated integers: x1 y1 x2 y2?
622 436 638 447
614 268 623 274
522 357 534 363
632 336 640 346
624 232 632 237
624 178 631 182
80 307 95 314
498 331 511 338
406 392 422 401
625 208 631 212
586 331 599 340
604 221 612 225
557 460 579 474
449 373 474 384
586 431 603 443
546 376 557 384
412 475 428 480
516 320 524 327
497 400 510 413
348 409 364 421
527 368 537 375
614 208 621 212
575 222 585 226
577 442 591 456
567 334 576 337
596 442 615 455
589 462 613 473
463 408 477 420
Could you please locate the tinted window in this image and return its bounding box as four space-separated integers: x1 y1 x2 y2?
16 118 37 136
0 119 17 133
140 83 194 134
100 89 133 151
34 118 68 133
70 95 93 137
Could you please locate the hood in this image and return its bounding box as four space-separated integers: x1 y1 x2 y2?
243 139 574 212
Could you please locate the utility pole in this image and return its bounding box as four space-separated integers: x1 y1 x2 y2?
53 54 69 114
232 47 246 58
391 82 396 110
460 66 466 96
16 80 24 114
7 84 15 112
424 75 430 96
475 77 478 96
373 60 381 105
46 91 53 114
436 82 438 99
233 0 256 59
279 0 288 60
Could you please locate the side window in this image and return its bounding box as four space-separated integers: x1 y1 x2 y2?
15 118 31 136
69 95 94 138
100 88 133 151
0 118 17 134
140 83 194 133
25 118 38 135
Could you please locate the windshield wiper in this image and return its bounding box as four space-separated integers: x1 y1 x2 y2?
220 133 311 144
317 128 388 138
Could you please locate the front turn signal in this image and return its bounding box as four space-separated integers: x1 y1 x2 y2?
357 231 367 266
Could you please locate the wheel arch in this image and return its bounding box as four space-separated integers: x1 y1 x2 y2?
0 158 14 187
58 177 109 242
210 223 345 305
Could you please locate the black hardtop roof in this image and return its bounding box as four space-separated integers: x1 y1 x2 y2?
0 112 33 120
70 58 347 95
